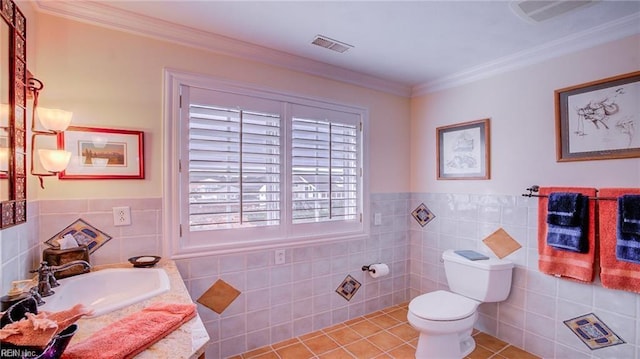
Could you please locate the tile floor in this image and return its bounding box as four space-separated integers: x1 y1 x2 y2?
233 303 540 359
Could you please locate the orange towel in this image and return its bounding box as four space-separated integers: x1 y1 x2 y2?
62 302 196 359
537 187 597 282
598 188 640 293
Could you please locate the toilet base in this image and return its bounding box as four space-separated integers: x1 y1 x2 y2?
414 329 475 359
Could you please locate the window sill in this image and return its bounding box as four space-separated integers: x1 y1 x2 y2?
168 230 369 259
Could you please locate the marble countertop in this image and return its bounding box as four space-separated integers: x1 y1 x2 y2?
66 260 209 359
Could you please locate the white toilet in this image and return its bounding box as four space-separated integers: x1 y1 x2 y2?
407 249 514 359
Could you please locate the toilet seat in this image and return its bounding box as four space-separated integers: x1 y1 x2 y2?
409 290 478 321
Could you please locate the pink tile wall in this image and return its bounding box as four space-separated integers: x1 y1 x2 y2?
4 194 409 359
409 192 640 359
38 198 162 266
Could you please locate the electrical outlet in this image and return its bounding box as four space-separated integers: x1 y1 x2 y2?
374 212 382 226
113 206 131 226
275 249 285 265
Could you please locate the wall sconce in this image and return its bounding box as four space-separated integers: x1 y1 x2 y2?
0 147 8 174
0 104 10 174
27 77 72 189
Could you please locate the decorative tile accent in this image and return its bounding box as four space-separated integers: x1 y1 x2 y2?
411 203 435 227
197 279 241 314
482 228 522 258
335 275 361 301
45 218 112 254
564 313 625 350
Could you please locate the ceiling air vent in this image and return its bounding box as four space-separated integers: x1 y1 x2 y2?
311 35 353 53
510 0 598 23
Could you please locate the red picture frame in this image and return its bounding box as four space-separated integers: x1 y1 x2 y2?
58 126 144 179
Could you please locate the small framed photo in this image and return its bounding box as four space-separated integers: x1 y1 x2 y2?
45 218 112 254
556 71 640 162
58 126 144 179
437 118 490 180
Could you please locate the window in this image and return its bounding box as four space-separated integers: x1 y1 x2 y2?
167 75 367 254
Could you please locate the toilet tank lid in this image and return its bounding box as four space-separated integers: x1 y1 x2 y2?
443 249 513 270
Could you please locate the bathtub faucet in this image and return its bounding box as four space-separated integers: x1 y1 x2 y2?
30 260 92 298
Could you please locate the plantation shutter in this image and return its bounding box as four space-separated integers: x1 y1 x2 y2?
290 104 361 225
176 84 364 252
186 88 282 233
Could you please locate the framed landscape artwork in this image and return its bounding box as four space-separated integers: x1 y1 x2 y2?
58 126 144 179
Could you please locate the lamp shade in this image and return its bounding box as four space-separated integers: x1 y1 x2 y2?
38 149 71 173
0 103 10 126
36 107 73 132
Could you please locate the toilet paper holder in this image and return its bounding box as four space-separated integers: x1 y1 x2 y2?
361 264 378 273
362 263 390 278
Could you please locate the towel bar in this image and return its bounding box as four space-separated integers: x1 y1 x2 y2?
522 185 617 201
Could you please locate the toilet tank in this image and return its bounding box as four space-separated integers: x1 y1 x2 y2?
443 249 514 302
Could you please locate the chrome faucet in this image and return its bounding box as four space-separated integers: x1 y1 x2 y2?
30 260 92 298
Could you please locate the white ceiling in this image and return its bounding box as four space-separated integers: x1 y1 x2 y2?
33 1 640 96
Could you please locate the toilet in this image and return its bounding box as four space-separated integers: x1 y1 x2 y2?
407 249 514 359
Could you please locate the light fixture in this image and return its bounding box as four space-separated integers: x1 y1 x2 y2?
0 147 8 174
0 103 10 125
0 104 9 174
28 77 73 189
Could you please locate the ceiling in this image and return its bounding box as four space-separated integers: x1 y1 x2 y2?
33 1 640 96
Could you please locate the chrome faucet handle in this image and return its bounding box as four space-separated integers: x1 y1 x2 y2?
30 261 56 297
48 270 60 288
29 261 49 274
28 286 45 306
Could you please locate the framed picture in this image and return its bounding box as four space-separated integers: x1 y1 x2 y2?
58 126 144 179
556 71 640 162
437 118 490 180
45 218 112 254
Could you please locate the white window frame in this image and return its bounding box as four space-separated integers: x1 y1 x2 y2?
163 69 370 257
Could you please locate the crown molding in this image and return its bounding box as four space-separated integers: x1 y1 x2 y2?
32 1 412 97
412 13 640 97
32 2 638 99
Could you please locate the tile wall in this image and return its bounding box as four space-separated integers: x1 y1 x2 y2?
176 192 411 358
3 192 639 359
0 201 40 293
409 192 640 359
0 198 162 296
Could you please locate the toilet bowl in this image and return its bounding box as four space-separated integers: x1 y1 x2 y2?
407 249 513 359
408 290 479 358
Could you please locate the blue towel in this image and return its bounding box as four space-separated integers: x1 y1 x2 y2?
616 195 640 263
546 194 589 253
547 192 581 226
620 194 640 234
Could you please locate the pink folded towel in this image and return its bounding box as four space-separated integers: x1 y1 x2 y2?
62 302 196 359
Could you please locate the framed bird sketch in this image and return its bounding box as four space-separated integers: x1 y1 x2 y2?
555 71 640 162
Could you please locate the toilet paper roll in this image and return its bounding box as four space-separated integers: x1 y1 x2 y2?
368 263 390 278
